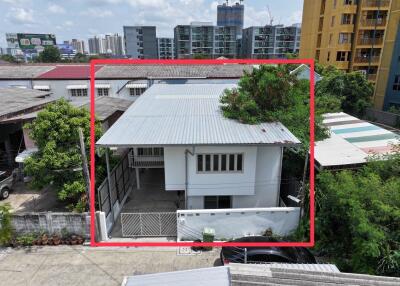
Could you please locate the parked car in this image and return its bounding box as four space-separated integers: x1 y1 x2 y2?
0 170 14 200
220 236 316 265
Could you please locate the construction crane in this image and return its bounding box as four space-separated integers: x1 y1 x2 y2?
267 5 274 26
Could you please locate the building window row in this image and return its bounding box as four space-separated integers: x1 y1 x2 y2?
197 153 243 173
393 75 400 91
70 89 88 97
129 88 146 96
97 88 109 96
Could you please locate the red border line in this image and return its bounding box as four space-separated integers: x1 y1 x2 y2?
90 59 315 247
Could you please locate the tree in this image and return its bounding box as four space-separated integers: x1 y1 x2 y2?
0 54 18 63
24 100 103 211
316 70 374 117
220 65 332 149
193 53 211 59
36 46 61 63
295 149 400 277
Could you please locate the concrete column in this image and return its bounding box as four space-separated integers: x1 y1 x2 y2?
135 168 140 189
95 211 108 241
4 136 13 167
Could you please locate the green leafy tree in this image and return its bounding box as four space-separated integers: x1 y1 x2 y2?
0 54 18 63
316 70 374 117
296 149 400 277
193 53 210 59
36 46 61 63
220 65 332 149
24 100 103 211
0 204 13 245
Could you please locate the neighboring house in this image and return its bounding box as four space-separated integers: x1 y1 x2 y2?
0 64 256 102
0 87 54 173
97 83 300 210
314 112 400 170
290 64 322 82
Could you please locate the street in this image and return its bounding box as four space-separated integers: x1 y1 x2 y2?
0 245 221 286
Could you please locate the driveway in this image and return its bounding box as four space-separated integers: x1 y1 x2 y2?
0 182 67 213
0 245 221 286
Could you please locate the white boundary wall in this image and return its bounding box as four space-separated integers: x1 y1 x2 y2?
177 207 300 241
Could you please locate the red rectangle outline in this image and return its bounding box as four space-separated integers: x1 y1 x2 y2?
89 59 315 248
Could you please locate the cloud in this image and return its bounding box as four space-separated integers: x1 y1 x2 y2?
81 8 114 18
7 7 36 24
48 4 66 14
289 10 302 24
64 20 74 27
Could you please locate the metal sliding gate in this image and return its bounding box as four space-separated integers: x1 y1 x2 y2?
121 212 177 237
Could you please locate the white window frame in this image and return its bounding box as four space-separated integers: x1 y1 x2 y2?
129 88 146 97
70 89 88 97
197 153 244 173
97 88 109 96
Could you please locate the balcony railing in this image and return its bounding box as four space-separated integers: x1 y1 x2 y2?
354 55 381 63
367 74 378 81
357 37 384 45
361 18 387 27
362 0 391 8
128 153 164 168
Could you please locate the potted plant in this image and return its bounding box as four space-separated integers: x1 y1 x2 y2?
52 234 61 246
70 235 78 245
41 234 49 245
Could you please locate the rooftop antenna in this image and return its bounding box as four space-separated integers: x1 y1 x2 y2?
267 5 274 26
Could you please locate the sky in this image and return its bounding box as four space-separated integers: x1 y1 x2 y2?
0 0 304 47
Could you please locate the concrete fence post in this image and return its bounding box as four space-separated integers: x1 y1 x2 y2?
96 211 108 241
46 212 53 234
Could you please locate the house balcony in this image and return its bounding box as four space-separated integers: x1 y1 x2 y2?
353 55 381 64
360 18 387 27
128 151 164 168
362 0 391 9
357 37 384 46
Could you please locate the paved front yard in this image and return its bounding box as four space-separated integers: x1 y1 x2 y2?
0 182 66 213
0 245 221 286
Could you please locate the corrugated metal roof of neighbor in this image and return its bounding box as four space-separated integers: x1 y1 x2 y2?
96 83 301 146
0 65 55 79
315 112 400 168
122 266 230 286
0 87 54 120
95 64 255 79
229 264 400 285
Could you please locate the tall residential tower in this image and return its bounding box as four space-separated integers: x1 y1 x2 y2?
300 0 398 110
123 26 157 59
217 1 245 37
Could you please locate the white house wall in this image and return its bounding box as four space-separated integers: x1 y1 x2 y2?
164 145 282 209
232 146 282 208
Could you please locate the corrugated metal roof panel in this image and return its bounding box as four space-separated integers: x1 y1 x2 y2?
96 83 301 146
122 266 230 286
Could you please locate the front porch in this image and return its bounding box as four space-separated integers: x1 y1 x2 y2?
109 168 184 238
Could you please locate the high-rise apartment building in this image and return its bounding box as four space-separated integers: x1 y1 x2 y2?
217 1 245 37
104 34 124 56
373 1 400 110
69 39 85 54
157 38 175 59
242 24 301 59
300 0 392 85
174 22 237 59
88 36 104 54
123 26 157 59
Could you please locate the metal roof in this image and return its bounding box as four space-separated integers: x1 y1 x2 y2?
122 266 230 286
0 87 54 121
314 112 400 169
37 65 102 79
95 64 254 79
0 65 55 79
229 264 400 285
96 83 300 147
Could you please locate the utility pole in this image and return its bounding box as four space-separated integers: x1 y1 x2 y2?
78 128 91 211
